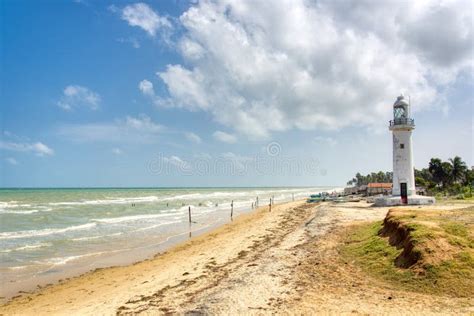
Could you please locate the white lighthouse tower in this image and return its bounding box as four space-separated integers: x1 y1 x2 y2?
391 95 416 201
376 95 435 206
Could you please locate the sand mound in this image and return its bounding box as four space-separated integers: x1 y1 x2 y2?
379 208 472 272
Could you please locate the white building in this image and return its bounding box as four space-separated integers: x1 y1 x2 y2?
375 95 435 206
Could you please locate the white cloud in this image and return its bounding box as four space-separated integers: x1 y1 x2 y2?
148 0 471 139
5 157 18 165
185 132 202 144
163 155 191 172
112 148 123 155
138 80 169 107
139 79 155 96
213 131 237 143
58 114 165 143
121 3 171 37
57 85 101 111
125 115 163 133
0 141 54 156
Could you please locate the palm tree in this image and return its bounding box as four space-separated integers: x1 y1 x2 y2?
429 158 444 187
429 158 453 189
449 156 468 183
441 162 453 188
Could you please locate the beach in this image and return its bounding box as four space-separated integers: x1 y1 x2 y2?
0 187 330 299
2 199 473 315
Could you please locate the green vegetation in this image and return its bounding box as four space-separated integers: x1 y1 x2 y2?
347 156 473 199
340 208 474 297
421 157 473 199
346 171 392 186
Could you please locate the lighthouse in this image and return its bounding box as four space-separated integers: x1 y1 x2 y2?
375 95 435 206
390 95 416 202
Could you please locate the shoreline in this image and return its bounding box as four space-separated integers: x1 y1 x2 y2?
0 215 227 301
2 186 333 300
0 199 301 313
0 199 291 300
1 200 270 301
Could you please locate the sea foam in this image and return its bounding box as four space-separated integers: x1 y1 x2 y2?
0 223 96 240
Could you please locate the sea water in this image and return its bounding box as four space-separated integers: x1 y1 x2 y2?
0 187 335 297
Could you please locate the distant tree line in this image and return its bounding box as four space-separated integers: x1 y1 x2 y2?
347 156 473 198
346 171 393 186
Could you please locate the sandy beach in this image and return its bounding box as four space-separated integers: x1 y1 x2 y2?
1 200 473 315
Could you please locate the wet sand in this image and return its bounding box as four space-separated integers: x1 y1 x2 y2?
1 200 473 315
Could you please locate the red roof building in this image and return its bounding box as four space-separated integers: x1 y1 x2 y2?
367 183 392 195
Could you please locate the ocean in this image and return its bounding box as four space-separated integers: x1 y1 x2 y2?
0 187 335 297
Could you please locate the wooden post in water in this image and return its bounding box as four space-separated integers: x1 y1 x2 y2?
231 200 234 220
188 206 192 223
269 198 272 212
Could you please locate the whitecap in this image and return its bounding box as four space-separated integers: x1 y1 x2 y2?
48 196 160 206
0 207 53 215
0 223 96 240
71 232 123 242
0 242 52 253
92 213 178 224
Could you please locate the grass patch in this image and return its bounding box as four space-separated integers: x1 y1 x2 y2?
442 222 469 239
341 209 474 297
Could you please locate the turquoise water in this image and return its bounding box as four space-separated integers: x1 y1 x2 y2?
0 187 335 296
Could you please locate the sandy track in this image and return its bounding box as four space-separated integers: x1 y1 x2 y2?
1 200 473 315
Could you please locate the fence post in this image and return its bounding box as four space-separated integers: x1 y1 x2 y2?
188 206 191 223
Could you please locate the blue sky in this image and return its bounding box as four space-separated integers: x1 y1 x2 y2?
1 0 472 187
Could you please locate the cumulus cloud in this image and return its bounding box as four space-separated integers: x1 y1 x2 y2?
139 79 154 96
121 3 172 37
213 131 237 143
145 0 472 139
58 114 165 143
57 85 101 111
0 141 54 156
185 132 202 144
138 79 171 107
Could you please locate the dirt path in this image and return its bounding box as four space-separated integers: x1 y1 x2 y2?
1 200 473 315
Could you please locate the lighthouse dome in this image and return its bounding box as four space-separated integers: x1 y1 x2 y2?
394 95 409 107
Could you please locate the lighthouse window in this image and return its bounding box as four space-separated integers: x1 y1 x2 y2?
400 144 405 149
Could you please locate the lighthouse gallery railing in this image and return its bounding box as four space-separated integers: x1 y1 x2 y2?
389 118 415 126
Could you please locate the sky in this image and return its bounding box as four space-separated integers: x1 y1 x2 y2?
0 0 472 188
